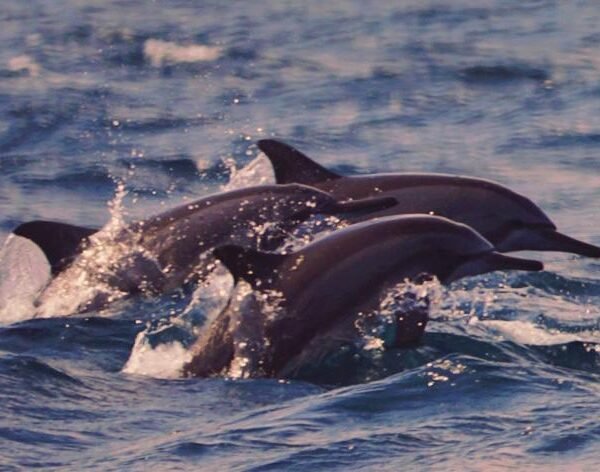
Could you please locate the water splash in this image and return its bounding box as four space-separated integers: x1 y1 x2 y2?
221 152 275 191
277 215 348 253
122 330 192 379
122 155 275 378
223 152 350 252
435 280 500 322
0 235 51 324
180 265 234 322
121 269 234 379
356 277 443 353
434 275 600 348
35 181 137 316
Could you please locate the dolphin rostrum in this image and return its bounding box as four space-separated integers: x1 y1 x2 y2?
13 183 396 310
257 139 600 258
184 214 543 378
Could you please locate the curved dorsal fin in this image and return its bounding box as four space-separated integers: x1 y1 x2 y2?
13 220 98 274
213 245 288 288
257 139 341 185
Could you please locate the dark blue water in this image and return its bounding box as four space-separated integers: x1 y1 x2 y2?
1 1 599 469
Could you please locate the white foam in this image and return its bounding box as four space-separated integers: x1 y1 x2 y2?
0 235 51 324
143 39 222 67
122 268 234 379
7 55 41 77
4 53 97 91
122 330 192 379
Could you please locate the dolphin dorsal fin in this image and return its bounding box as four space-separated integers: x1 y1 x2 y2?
257 139 341 185
213 245 288 288
13 220 98 274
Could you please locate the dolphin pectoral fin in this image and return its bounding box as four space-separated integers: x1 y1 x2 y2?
533 229 600 258
213 245 288 288
326 196 397 216
13 220 98 274
257 139 341 185
394 304 429 347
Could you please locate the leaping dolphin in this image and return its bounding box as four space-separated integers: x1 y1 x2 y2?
184 214 543 378
13 183 396 311
257 139 600 258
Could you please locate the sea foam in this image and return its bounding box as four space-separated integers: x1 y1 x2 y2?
143 39 222 67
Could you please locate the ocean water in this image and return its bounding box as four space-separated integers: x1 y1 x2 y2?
1 0 599 470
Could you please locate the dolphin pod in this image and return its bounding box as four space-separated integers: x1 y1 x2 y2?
13 183 395 311
184 215 543 378
8 138 597 380
257 139 600 258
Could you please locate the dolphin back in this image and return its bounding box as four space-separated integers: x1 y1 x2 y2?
257 139 341 185
13 220 98 274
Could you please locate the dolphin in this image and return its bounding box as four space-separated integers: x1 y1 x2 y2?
257 139 600 258
12 183 396 309
183 214 543 378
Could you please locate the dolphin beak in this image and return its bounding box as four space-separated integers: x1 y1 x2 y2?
497 226 600 258
527 229 600 258
324 196 397 216
482 252 544 272
446 252 543 283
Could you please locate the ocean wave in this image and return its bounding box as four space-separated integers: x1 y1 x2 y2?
503 131 600 152
0 354 84 389
528 425 600 454
118 156 201 177
0 426 86 451
14 168 116 193
542 131 600 148
523 270 600 298
0 101 79 153
106 113 221 132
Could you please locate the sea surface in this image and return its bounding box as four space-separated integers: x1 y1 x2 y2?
1 1 599 470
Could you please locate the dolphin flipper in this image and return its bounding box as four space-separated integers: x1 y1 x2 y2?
257 139 341 185
13 220 98 274
212 245 288 287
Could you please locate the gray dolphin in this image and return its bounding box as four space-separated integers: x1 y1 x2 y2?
13 184 396 303
257 139 600 258
184 214 543 378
